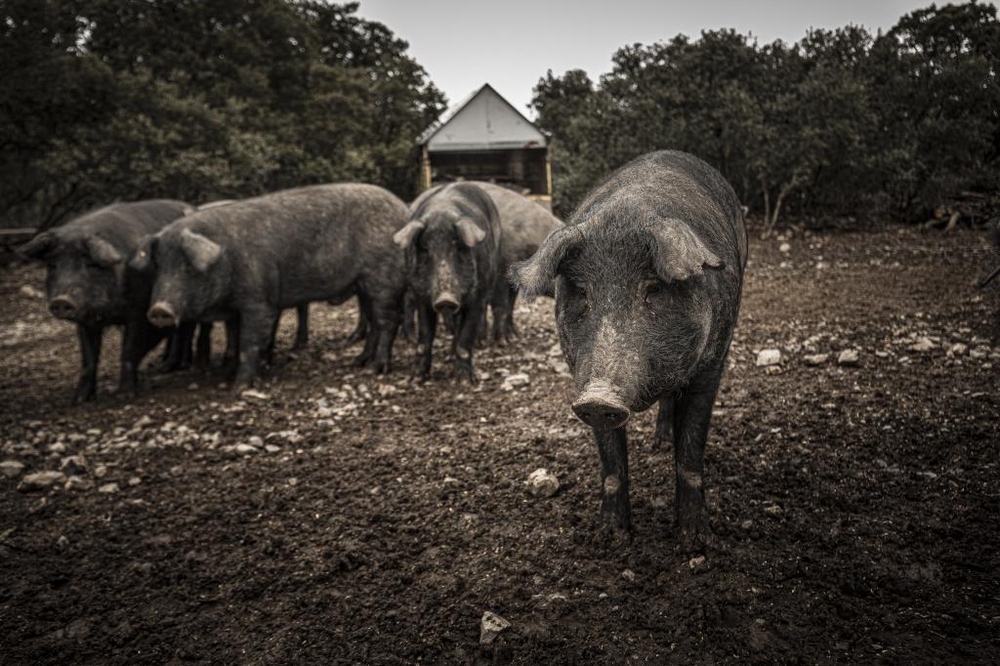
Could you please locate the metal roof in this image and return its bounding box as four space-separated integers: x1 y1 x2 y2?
417 83 547 152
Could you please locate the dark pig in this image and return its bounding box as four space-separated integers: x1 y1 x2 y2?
477 183 563 343
511 151 747 544
187 201 310 356
394 183 502 382
412 182 563 344
131 184 409 389
17 200 192 402
979 221 1000 288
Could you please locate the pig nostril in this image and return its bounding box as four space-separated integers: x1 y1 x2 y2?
572 397 631 430
49 298 76 319
148 304 177 328
433 296 460 315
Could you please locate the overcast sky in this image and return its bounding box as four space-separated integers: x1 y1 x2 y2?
355 0 936 118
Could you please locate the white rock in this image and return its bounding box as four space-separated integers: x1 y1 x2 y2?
241 389 270 400
548 358 571 376
133 415 154 429
756 349 781 367
64 476 94 491
97 482 119 494
526 468 559 498
0 460 25 478
779 242 791 253
501 373 531 391
803 353 829 366
19 284 45 299
688 555 707 570
837 350 860 366
908 337 936 353
93 465 108 479
60 456 88 476
18 470 66 491
479 611 511 645
234 444 257 454
947 342 968 357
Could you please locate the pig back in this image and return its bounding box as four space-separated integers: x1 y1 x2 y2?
183 183 408 304
67 199 192 251
475 183 564 266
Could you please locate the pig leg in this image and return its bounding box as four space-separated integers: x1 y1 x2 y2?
121 320 167 396
414 301 438 381
651 395 676 449
594 427 631 530
453 303 483 383
74 324 103 403
294 303 309 349
672 379 720 545
195 322 213 370
476 308 489 347
501 286 519 343
176 321 195 369
490 283 518 345
353 294 377 367
222 318 240 378
369 297 401 375
265 315 280 365
400 292 416 341
233 307 278 390
159 321 195 372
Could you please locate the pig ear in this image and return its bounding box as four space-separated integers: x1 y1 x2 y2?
129 236 157 272
650 221 724 282
86 236 124 266
392 220 425 249
180 229 222 272
455 218 486 248
18 231 57 261
509 225 581 298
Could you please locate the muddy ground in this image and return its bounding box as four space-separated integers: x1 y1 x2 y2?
0 224 998 665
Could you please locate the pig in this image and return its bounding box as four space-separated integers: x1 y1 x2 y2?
980 221 1000 288
131 184 409 389
184 200 310 357
511 150 748 544
394 182 502 382
17 199 192 402
413 183 563 344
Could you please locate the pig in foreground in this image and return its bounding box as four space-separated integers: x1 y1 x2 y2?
132 184 409 389
414 182 563 344
511 150 748 543
394 182 501 382
18 200 192 402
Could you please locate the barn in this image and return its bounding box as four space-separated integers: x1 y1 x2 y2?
417 83 552 210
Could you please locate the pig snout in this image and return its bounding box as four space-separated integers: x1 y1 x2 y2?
433 292 460 316
147 302 179 328
572 382 632 430
49 296 79 320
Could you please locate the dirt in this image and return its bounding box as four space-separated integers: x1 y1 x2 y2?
0 224 998 665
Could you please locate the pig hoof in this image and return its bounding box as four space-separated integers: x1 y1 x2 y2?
678 520 715 552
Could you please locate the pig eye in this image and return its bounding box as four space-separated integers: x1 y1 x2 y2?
644 280 668 304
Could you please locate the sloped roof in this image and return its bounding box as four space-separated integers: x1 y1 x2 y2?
418 83 547 152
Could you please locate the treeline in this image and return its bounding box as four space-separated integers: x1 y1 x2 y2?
1 0 445 229
532 1 1000 226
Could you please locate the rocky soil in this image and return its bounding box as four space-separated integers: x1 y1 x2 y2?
1 224 998 664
